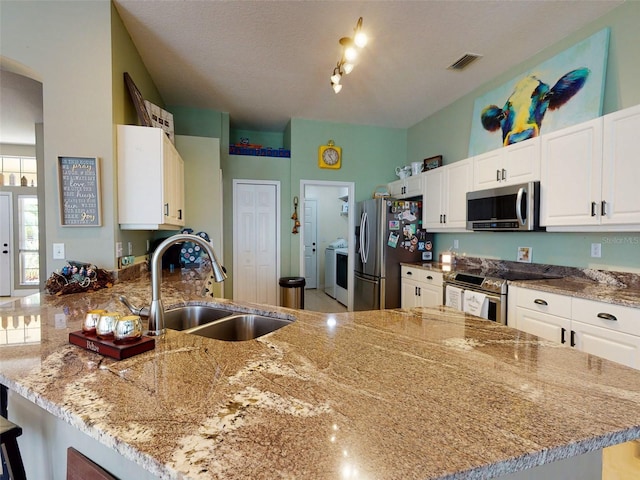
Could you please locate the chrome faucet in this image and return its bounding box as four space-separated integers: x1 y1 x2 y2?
147 233 227 335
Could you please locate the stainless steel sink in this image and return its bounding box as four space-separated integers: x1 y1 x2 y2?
184 314 294 341
163 305 236 331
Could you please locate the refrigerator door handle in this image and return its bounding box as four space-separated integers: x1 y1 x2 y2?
354 273 379 285
361 211 369 264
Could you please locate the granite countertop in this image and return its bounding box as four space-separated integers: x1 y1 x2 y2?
404 259 640 309
508 277 640 308
2 269 640 479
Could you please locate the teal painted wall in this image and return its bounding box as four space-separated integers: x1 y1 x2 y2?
287 118 407 275
408 1 640 273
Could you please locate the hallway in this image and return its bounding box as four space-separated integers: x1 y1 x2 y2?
304 288 347 314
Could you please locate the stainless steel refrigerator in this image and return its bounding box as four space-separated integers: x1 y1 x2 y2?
354 198 434 311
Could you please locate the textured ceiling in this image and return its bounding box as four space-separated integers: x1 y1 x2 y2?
113 0 623 132
0 1 625 145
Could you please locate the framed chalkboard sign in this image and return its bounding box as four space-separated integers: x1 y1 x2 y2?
57 156 102 227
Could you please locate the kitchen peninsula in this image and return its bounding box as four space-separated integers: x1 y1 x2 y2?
1 269 640 479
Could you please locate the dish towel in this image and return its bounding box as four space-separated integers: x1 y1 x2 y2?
445 285 464 311
463 290 489 319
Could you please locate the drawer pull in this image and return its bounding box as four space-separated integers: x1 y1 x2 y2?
533 299 548 306
597 312 617 321
407 271 412 276
426 275 433 280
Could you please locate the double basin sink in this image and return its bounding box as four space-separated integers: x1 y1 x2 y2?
162 305 294 341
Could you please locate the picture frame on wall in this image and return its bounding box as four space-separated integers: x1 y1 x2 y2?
423 155 443 171
57 156 102 227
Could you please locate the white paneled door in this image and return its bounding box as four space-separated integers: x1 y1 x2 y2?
233 181 280 305
0 193 11 296
303 199 317 289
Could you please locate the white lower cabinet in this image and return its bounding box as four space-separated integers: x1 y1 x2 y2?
401 266 443 308
510 286 640 369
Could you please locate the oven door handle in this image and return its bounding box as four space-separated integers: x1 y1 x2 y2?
443 284 502 304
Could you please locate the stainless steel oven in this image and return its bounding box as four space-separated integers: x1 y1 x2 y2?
443 271 507 325
442 269 561 326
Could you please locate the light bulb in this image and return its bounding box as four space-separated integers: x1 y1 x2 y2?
344 46 358 62
354 31 367 48
343 63 354 74
332 83 342 94
330 71 342 84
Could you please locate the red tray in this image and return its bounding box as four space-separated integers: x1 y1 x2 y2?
69 330 155 360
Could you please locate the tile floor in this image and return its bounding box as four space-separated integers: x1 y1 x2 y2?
304 288 347 313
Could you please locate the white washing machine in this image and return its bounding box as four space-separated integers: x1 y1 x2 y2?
324 246 337 298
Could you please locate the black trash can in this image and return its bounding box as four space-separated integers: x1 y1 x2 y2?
279 277 305 309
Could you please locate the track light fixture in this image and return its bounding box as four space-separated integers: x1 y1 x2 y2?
329 17 367 94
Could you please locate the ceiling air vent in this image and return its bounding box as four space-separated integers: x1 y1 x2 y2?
448 53 482 71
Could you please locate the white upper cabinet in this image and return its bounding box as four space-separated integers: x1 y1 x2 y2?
388 174 423 199
601 103 640 226
540 117 604 228
423 159 472 232
117 125 185 230
540 104 640 231
473 137 540 190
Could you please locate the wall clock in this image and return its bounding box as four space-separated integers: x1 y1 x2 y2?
318 140 342 169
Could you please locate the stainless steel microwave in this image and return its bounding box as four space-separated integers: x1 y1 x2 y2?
466 181 543 231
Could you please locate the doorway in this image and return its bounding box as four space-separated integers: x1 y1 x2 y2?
299 180 355 310
232 180 280 305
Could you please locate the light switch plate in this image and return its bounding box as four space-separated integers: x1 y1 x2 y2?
116 242 123 257
591 243 602 258
53 243 65 260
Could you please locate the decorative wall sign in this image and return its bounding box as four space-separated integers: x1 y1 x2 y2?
423 155 443 171
144 100 175 144
58 156 102 227
468 28 610 156
124 72 152 127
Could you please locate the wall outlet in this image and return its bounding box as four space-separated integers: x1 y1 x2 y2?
116 242 123 257
453 239 459 249
591 243 602 258
128 242 133 256
52 243 65 260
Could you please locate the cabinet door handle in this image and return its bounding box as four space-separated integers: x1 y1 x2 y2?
591 201 597 217
417 287 421 297
178 209 183 220
496 169 501 181
570 330 576 347
164 203 169 216
442 214 446 224
501 168 506 180
597 312 617 321
561 327 566 344
601 200 607 217
439 214 443 224
533 298 548 306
